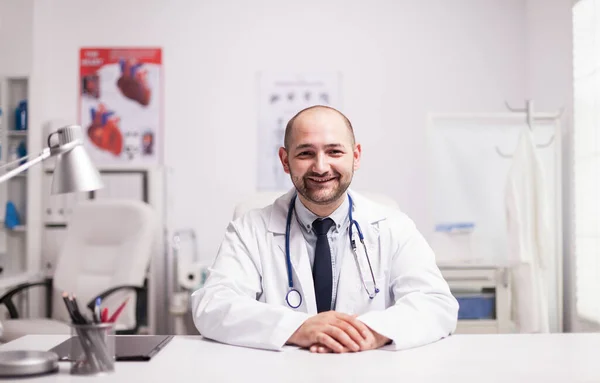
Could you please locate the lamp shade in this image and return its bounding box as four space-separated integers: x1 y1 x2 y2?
50 126 103 194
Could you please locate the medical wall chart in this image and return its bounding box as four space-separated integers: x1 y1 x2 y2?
257 72 341 190
78 48 163 166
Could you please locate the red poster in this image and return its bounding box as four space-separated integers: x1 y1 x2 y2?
78 47 162 165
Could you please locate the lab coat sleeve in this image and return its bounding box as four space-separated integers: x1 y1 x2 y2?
191 220 310 351
357 217 458 350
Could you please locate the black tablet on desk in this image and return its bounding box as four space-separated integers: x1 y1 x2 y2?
49 335 174 362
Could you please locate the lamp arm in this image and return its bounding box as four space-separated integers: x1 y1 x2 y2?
0 148 51 184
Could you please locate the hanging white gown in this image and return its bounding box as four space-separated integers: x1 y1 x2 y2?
505 127 552 333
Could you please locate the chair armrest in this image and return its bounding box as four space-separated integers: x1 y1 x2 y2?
86 284 145 311
0 278 53 319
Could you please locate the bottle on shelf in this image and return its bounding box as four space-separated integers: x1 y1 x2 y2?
17 140 26 165
15 100 27 131
8 142 18 163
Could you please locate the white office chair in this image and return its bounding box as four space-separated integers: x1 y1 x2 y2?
232 190 399 220
0 199 159 342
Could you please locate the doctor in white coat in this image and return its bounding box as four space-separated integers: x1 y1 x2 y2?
192 105 458 353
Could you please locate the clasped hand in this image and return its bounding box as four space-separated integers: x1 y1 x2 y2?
287 311 390 353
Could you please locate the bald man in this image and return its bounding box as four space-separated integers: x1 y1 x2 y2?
192 106 458 353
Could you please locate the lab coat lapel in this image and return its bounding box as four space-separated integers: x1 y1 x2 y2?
336 235 361 313
336 195 382 314
347 191 384 275
274 224 317 315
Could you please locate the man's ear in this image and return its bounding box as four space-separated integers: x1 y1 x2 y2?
353 143 362 171
279 147 290 174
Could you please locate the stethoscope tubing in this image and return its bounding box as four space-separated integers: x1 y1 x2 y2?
284 193 379 308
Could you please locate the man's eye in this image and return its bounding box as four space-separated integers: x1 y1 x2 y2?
330 150 343 155
298 151 312 157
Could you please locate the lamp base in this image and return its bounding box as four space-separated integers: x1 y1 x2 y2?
0 350 58 377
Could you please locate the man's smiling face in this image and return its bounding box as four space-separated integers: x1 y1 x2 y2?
279 107 361 208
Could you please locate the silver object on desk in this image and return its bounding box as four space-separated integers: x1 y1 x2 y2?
70 323 116 375
0 350 58 377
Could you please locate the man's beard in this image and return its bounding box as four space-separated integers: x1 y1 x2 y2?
291 169 352 205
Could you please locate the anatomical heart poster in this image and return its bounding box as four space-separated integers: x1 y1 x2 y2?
78 47 162 165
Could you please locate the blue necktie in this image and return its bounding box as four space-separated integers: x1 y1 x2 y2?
312 218 335 313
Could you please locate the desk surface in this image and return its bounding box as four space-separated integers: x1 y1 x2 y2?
1 333 599 382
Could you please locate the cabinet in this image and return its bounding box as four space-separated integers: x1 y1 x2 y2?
439 264 514 334
0 76 30 281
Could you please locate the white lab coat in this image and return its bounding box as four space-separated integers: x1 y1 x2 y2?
505 127 551 333
191 189 458 351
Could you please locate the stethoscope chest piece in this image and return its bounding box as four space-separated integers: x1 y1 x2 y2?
286 289 302 309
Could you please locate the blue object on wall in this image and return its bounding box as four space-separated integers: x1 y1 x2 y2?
4 201 21 229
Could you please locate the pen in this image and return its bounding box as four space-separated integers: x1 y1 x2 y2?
101 307 108 323
108 297 130 323
93 297 101 323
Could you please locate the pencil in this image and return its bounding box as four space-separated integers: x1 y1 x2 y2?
62 292 78 323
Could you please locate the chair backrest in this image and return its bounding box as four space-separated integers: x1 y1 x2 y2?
52 199 159 330
232 190 399 220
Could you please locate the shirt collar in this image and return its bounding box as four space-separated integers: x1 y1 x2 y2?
294 193 350 234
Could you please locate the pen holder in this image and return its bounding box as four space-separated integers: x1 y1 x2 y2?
69 323 115 376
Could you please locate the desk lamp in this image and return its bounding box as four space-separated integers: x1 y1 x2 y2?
0 124 103 378
0 124 103 192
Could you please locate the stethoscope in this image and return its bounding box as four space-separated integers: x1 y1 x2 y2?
284 193 380 309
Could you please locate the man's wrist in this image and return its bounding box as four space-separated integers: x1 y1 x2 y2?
275 311 310 349
377 334 392 347
286 328 300 345
362 322 391 348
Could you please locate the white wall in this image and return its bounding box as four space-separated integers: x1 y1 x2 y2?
0 0 33 75
0 0 578 333
27 0 531 263
525 0 574 111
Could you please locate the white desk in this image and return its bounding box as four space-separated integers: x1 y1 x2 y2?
1 333 599 382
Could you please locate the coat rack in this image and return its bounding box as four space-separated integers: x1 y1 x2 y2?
427 108 564 332
495 100 564 158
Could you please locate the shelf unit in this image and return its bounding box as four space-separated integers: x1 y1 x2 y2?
0 76 30 280
439 264 514 334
